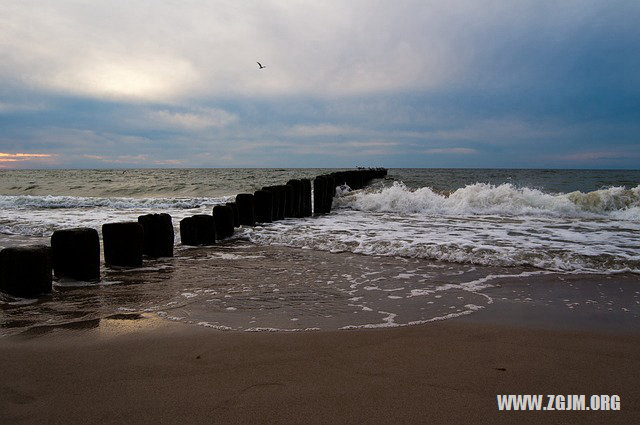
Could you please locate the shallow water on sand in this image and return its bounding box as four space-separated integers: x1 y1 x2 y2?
2 243 638 337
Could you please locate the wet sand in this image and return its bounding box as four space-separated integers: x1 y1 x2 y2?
1 244 639 423
1 318 639 424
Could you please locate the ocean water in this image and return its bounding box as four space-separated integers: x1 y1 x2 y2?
1 168 639 334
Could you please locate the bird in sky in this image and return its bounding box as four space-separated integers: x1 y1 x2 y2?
257 61 266 69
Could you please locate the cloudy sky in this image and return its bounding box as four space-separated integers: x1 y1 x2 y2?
1 0 638 169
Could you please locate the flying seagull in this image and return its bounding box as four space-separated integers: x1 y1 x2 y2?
257 61 266 69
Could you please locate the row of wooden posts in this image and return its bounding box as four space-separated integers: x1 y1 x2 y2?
0 168 387 298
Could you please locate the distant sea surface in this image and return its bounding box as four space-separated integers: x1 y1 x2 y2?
1 168 639 274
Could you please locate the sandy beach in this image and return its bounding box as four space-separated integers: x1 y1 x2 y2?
2 244 640 424
2 291 640 424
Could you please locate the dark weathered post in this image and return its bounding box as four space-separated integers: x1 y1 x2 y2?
286 179 302 218
179 215 216 246
235 194 256 226
213 205 234 240
324 174 336 213
254 190 274 223
313 176 327 215
138 213 174 258
301 179 312 217
226 202 240 228
261 186 281 221
51 228 100 281
102 222 144 267
0 246 52 298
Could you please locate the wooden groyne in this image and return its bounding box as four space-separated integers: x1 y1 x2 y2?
0 168 387 297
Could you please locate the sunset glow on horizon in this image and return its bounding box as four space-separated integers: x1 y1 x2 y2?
0 153 55 167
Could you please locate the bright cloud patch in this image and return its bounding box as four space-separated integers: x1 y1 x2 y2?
41 58 198 101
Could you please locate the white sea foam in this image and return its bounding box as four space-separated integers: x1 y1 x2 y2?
196 322 234 330
248 182 640 273
207 252 266 260
244 327 321 332
340 307 481 330
334 181 640 219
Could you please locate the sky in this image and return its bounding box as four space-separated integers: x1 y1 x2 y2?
1 0 639 169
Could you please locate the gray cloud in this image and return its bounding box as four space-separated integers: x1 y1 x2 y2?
5 0 620 101
1 0 638 169
144 107 239 130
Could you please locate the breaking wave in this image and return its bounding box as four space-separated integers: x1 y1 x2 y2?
334 181 640 220
248 181 640 274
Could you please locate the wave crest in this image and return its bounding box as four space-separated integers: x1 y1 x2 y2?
335 181 640 219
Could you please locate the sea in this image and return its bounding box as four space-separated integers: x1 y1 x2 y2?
1 168 639 335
